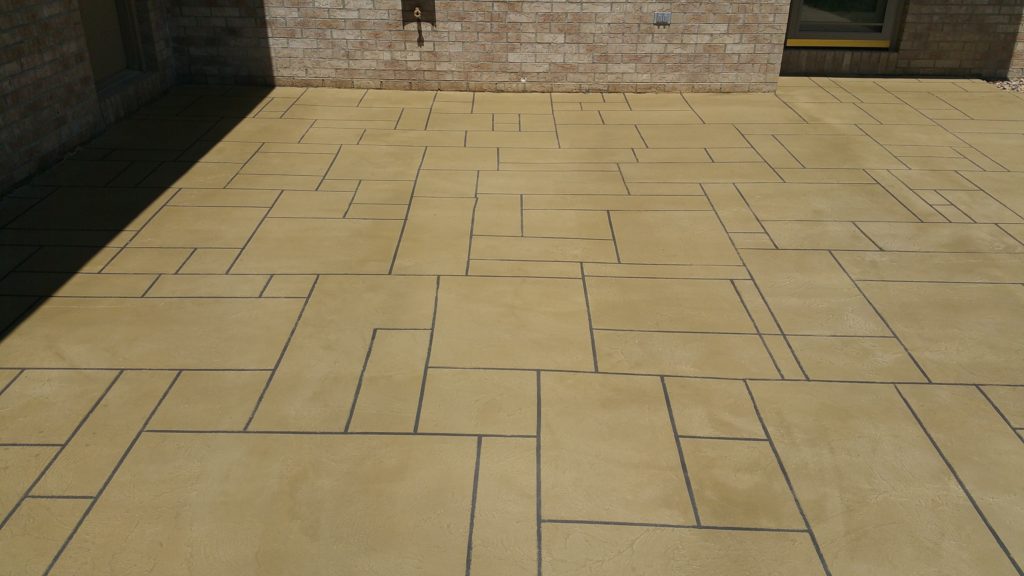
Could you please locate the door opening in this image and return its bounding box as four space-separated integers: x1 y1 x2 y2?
78 0 143 88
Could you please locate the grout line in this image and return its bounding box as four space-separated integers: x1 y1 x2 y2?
0 368 24 396
256 274 274 297
742 271 812 378
717 201 805 379
744 381 833 576
0 370 124 532
540 517 808 533
343 327 379 433
386 148 428 274
464 436 483 576
535 370 543 576
519 193 524 237
966 182 1024 222
976 385 1024 446
0 362 1004 388
144 429 537 438
44 371 180 576
0 442 64 447
895 385 1024 575
412 275 441 433
996 223 1024 250
224 199 277 275
851 221 885 251
864 169 927 224
606 210 621 262
174 249 196 274
0 245 42 287
244 275 320 430
465 192 479 275
679 434 768 442
725 182 769 235
139 273 163 297
580 270 599 372
730 278 784 378
95 190 178 274
661 376 702 526
933 190 978 223
830 250 932 382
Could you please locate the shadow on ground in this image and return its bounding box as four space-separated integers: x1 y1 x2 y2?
0 1 276 341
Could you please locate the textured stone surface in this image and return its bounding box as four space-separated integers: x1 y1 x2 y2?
4 82 1024 575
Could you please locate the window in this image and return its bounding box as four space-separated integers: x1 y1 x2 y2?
786 0 904 48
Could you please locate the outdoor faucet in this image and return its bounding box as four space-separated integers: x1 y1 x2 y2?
414 5 424 46
402 0 434 47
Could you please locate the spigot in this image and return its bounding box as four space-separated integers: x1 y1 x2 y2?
413 4 425 47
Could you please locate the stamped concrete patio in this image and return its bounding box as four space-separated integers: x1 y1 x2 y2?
1 77 1023 575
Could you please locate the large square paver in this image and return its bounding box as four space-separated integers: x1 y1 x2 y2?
638 124 748 148
777 135 904 168
232 218 401 273
51 434 476 576
240 152 336 175
742 249 888 336
664 377 764 438
610 211 740 265
148 371 269 431
595 331 779 379
684 93 804 124
431 276 593 371
681 438 804 529
360 89 436 108
739 183 917 222
586 277 753 332
130 206 266 248
418 368 536 435
752 381 1017 576
861 282 1024 384
326 145 424 180
555 125 645 148
541 372 694 525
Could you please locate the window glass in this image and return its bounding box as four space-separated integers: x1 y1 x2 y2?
787 0 903 45
798 0 888 34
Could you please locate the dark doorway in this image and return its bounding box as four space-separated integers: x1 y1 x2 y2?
78 0 143 88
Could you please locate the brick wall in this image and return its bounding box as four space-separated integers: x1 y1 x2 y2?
0 0 175 193
170 0 791 92
781 0 1024 78
1 0 101 192
1010 16 1024 77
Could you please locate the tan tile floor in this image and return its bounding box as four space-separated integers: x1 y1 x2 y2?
1 77 1024 575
